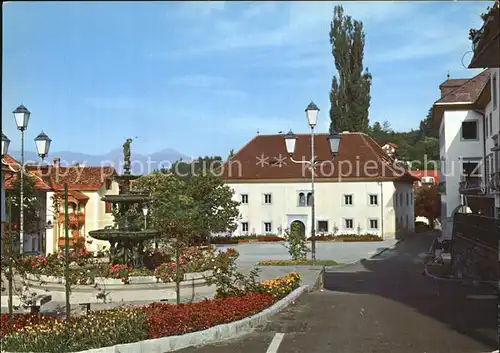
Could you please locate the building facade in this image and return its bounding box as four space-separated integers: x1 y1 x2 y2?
3 156 119 254
222 132 416 239
433 68 500 240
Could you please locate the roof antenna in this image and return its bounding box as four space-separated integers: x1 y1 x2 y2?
257 128 260 135
447 71 450 80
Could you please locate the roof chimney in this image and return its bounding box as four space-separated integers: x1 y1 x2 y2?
53 157 60 167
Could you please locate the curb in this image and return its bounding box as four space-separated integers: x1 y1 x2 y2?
368 239 402 259
423 264 498 287
1 285 309 353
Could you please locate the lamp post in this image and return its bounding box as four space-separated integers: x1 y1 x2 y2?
10 105 52 254
284 102 341 264
142 206 148 230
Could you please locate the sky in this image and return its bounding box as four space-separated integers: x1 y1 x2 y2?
2 1 491 158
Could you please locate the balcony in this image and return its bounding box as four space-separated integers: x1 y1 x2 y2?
488 173 500 194
58 213 85 226
459 176 483 194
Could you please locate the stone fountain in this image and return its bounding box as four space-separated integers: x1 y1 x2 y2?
88 138 159 267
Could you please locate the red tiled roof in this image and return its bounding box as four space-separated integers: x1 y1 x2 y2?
222 132 417 182
2 155 116 191
27 165 116 191
435 69 491 104
69 190 90 200
3 155 52 190
409 170 440 184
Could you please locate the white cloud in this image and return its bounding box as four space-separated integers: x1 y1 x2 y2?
169 74 226 88
168 74 247 98
171 1 227 18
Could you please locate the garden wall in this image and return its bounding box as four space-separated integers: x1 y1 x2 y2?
451 213 499 282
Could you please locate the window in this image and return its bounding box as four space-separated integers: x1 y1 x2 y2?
369 194 378 205
399 193 403 206
343 194 353 205
406 193 409 206
317 220 328 232
493 74 497 110
486 115 489 136
306 193 312 206
369 219 379 229
241 194 248 204
298 192 306 206
264 222 272 233
461 121 478 140
489 113 493 134
241 222 249 232
264 194 272 204
344 219 353 229
298 192 312 207
394 193 398 207
410 192 413 205
462 161 480 176
405 215 409 229
105 201 113 214
105 179 112 190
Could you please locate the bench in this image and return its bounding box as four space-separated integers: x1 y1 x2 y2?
30 294 52 313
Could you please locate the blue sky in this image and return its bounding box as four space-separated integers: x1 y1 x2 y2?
2 1 491 158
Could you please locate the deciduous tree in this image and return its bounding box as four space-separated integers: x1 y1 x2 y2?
6 174 42 234
329 5 372 133
414 184 441 228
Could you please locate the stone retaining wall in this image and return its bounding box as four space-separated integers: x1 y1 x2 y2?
451 214 499 281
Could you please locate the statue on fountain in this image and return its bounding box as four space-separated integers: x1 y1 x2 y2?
123 138 133 174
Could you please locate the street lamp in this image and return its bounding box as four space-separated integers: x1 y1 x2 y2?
142 206 148 229
34 132 52 160
11 105 51 254
2 133 11 157
284 102 342 264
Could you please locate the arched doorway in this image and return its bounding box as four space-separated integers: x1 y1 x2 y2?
290 220 306 238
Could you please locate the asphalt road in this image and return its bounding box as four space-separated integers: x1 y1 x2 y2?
178 233 498 353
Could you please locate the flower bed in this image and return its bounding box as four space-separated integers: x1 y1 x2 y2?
257 259 339 266
211 235 284 244
307 234 383 242
0 272 301 353
16 246 224 286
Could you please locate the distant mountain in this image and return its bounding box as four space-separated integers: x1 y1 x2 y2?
8 148 189 175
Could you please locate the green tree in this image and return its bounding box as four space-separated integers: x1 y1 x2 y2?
414 184 441 228
134 172 201 303
329 5 372 133
134 171 239 302
165 156 224 179
419 108 439 139
284 222 308 261
6 174 42 234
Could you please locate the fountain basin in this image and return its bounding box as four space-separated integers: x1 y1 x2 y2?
88 229 159 241
23 271 215 304
102 194 150 203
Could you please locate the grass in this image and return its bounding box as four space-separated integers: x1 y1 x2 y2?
256 259 340 266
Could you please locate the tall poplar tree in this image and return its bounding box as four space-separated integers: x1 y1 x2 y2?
329 6 372 133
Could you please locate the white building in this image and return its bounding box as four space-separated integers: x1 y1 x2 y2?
433 68 500 236
222 132 416 239
3 156 119 254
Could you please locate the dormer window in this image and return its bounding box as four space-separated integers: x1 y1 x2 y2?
106 179 112 190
